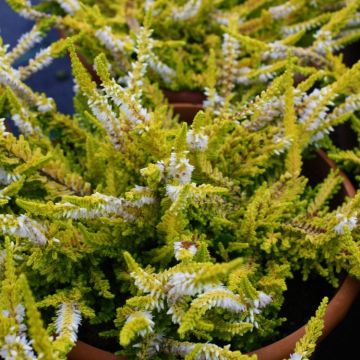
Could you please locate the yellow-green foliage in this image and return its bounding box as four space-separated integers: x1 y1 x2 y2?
0 240 78 359
287 297 328 360
5 0 360 90
1 3 360 359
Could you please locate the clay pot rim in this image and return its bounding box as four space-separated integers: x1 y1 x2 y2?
163 90 206 104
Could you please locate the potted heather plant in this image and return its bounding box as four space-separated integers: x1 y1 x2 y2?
1 16 360 358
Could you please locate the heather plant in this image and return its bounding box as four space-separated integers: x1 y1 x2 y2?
4 0 360 90
328 101 360 185
1 4 360 359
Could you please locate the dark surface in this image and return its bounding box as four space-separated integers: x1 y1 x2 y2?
0 0 74 114
1 2 360 359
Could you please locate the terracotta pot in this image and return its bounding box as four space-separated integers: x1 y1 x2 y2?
163 90 205 104
68 340 124 360
170 103 203 123
251 276 360 360
67 106 360 359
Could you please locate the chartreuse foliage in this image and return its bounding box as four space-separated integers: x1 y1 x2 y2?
4 0 360 90
287 297 328 360
1 4 360 359
0 239 81 359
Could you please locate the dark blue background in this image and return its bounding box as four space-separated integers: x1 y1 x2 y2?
0 0 74 114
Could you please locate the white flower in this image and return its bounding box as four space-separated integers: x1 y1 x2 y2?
0 118 9 136
132 185 155 207
166 304 185 324
222 33 239 57
0 167 20 185
310 127 334 145
133 333 164 356
102 80 151 127
144 0 155 11
18 5 49 21
314 30 332 55
126 311 154 337
148 55 175 84
73 78 79 94
167 272 218 299
203 88 225 113
262 42 287 60
130 272 164 311
87 96 121 148
55 303 81 343
37 97 54 113
0 214 48 245
125 27 152 96
174 241 197 260
243 97 284 131
334 213 357 234
14 304 25 324
156 161 165 173
0 331 36 360
168 152 194 184
195 343 234 360
56 0 80 15
245 307 261 326
12 113 34 135
273 134 292 155
17 214 48 245
328 94 360 121
236 67 252 85
255 292 272 309
172 0 202 21
95 26 125 54
186 130 208 151
61 192 135 221
297 87 335 129
290 353 303 360
0 62 42 108
6 28 42 64
201 288 246 313
20 47 53 79
258 66 275 82
166 184 182 201
269 2 297 20
220 33 240 95
163 340 196 357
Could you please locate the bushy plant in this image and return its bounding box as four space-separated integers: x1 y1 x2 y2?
5 0 360 90
1 2 360 359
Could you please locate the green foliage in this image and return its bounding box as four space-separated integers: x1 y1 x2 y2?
287 297 328 360
0 240 78 359
5 0 360 90
1 1 360 359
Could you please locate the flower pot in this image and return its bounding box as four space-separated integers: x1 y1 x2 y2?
67 104 360 360
250 276 360 360
68 340 124 360
170 103 204 124
162 90 206 105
